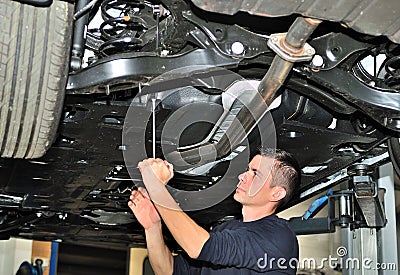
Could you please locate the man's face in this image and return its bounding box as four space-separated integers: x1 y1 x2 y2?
233 155 275 206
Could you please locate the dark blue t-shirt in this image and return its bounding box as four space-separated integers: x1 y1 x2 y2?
173 214 298 274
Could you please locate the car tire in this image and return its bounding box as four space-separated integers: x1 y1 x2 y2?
0 0 73 158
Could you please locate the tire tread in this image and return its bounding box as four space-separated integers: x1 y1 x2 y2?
0 0 73 158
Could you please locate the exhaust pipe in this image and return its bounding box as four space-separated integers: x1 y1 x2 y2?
167 17 321 169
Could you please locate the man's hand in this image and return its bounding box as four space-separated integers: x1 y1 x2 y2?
138 158 174 184
128 187 161 230
135 158 209 260
129 186 174 275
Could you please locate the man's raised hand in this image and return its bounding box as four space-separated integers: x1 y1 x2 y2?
128 187 161 230
138 158 174 185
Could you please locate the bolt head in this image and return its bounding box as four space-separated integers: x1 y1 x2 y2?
311 54 324 67
231 41 245 55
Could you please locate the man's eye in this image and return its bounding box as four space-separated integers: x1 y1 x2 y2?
247 168 257 176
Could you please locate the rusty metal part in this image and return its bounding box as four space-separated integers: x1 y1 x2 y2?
258 17 321 104
268 33 316 62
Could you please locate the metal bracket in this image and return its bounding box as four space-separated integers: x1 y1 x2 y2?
307 32 372 70
66 48 240 92
289 191 339 235
348 164 387 228
267 33 315 62
353 175 377 198
182 10 270 58
307 65 400 133
289 216 335 235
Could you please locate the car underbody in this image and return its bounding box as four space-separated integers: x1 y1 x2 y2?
0 0 400 249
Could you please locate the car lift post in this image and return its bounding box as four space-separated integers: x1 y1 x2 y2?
342 163 398 275
289 162 398 274
340 163 398 275
377 163 398 274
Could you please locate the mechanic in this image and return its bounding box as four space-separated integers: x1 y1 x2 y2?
128 148 300 274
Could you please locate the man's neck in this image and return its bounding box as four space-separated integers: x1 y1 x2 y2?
242 204 276 222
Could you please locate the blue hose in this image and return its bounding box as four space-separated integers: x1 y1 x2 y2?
302 189 333 220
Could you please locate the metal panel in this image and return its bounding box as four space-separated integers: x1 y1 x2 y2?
377 163 398 275
191 0 400 44
341 227 354 275
352 228 378 275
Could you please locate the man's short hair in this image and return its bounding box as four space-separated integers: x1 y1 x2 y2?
259 148 301 206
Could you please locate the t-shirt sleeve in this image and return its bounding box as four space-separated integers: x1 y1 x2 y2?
196 228 285 272
173 254 201 275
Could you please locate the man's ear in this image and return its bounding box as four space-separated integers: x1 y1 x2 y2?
271 186 287 202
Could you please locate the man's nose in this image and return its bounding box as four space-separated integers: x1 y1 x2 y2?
238 172 245 182
238 171 250 182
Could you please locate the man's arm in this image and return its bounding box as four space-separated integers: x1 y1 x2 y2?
138 159 210 259
129 188 173 274
145 224 174 275
156 201 210 259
